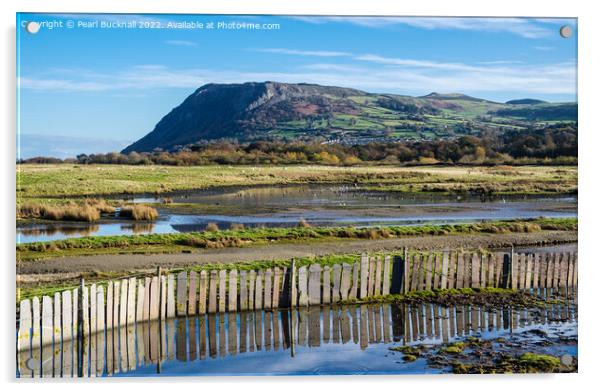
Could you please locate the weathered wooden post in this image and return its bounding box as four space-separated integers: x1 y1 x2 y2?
308 264 322 305
359 253 369 298
503 252 512 289
391 255 404 294
290 259 297 308
441 250 450 289
382 255 391 295
403 247 409 294
510 246 517 289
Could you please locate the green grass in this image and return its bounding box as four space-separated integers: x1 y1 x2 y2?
17 217 577 261
16 164 578 200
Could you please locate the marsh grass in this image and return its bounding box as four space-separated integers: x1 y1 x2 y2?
17 217 577 260
297 217 311 228
118 205 158 220
206 222 220 232
18 201 103 222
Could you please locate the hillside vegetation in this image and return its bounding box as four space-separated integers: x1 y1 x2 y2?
121 82 577 152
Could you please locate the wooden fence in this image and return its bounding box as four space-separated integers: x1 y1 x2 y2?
17 249 577 365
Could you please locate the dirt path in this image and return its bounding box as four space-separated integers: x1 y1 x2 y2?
18 231 576 281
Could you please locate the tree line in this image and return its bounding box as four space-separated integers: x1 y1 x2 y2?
19 124 576 166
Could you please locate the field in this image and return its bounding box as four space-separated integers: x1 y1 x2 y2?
17 164 578 201
259 92 576 141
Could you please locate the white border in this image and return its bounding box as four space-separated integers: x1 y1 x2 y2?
2 1 600 389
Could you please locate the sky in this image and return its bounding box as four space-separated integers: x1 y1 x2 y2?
17 14 577 158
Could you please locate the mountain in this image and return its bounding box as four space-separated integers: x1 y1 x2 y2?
122 81 577 153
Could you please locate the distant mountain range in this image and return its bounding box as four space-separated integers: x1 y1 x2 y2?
122 81 577 153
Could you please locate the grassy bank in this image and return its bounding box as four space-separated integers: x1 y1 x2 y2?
17 217 577 261
17 164 577 199
17 200 158 222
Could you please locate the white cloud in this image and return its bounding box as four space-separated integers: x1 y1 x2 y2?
291 16 555 39
252 48 351 57
19 77 115 92
165 40 198 47
354 54 479 71
477 60 524 65
18 58 576 98
533 46 556 51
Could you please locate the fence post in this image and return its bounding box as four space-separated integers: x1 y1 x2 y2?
510 246 517 289
359 253 369 298
403 247 409 294
290 259 297 308
503 253 512 289
390 255 403 294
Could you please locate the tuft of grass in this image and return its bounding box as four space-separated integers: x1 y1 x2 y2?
84 198 116 214
119 205 158 221
297 217 312 228
17 202 101 222
229 223 245 230
206 222 220 232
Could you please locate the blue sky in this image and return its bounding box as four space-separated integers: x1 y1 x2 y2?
17 14 577 158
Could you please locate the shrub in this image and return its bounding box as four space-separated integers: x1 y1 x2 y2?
230 223 245 230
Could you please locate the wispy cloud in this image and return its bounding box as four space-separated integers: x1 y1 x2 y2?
291 16 555 39
251 48 350 57
18 57 576 98
477 60 524 65
165 40 198 47
354 54 479 71
533 46 556 51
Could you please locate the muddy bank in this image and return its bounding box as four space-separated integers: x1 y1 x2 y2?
18 231 576 284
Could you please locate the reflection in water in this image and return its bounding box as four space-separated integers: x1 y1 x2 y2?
120 223 156 235
17 288 577 378
18 224 101 238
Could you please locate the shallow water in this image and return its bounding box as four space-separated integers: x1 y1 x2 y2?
17 186 577 243
18 289 577 378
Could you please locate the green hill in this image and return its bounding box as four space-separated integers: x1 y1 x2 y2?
123 81 577 153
